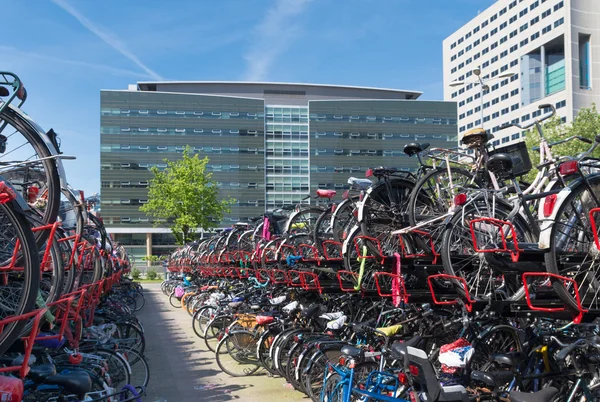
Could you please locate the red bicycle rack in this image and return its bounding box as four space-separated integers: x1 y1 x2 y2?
589 208 600 249
0 309 46 378
263 246 279 263
256 269 272 284
397 230 440 264
297 244 320 264
522 272 586 324
427 274 475 313
322 240 343 261
373 253 408 306
336 270 360 292
298 271 322 293
270 269 290 285
469 217 522 263
287 270 304 287
353 236 384 263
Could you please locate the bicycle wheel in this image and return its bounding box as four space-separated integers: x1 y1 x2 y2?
215 330 261 377
204 315 232 352
408 167 481 240
192 305 216 339
545 176 600 312
121 348 150 388
359 178 415 238
92 348 131 390
467 324 522 372
132 290 145 311
285 207 323 236
0 201 39 355
0 104 61 247
313 208 334 254
168 292 181 309
115 321 145 355
331 197 358 244
440 198 533 301
257 327 279 376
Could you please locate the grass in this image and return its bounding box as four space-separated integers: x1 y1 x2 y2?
132 278 165 283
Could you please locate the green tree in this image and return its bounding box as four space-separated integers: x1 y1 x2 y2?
140 146 235 244
523 104 600 182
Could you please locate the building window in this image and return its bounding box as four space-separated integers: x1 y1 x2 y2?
531 16 539 25
519 9 528 17
553 1 564 11
556 100 566 109
531 32 540 41
530 1 539 10
542 25 552 34
554 18 564 28
542 9 551 19
579 34 591 89
520 23 528 32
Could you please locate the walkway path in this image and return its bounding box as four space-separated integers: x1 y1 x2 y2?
137 283 306 401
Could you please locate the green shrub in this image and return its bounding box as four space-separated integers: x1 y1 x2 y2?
131 268 141 280
147 269 158 280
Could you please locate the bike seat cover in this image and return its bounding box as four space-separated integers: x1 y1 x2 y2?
341 344 364 359
471 370 514 387
46 371 92 398
508 387 558 402
28 363 57 382
347 177 372 190
256 315 275 325
269 295 287 305
461 127 492 148
377 324 402 337
316 189 337 199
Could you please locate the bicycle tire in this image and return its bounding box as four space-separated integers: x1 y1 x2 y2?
0 201 39 355
0 105 61 247
545 175 600 312
215 330 261 377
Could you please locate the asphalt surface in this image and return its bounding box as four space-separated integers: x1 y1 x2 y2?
138 283 306 401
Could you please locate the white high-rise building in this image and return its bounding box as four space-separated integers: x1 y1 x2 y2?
443 0 600 147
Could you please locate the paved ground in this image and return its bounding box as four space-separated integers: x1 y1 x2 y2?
137 283 306 401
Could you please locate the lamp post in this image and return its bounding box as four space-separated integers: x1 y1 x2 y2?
450 66 516 131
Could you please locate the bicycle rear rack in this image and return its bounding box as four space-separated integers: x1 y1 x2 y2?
336 270 360 293
427 274 474 313
522 272 586 324
469 217 522 262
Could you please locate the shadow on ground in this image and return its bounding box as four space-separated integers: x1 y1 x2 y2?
138 283 305 402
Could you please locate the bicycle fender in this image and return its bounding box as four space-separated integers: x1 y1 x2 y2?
538 186 572 249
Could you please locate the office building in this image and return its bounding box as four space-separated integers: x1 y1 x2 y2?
100 82 457 259
443 0 600 147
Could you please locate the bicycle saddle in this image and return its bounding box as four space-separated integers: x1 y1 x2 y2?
316 189 336 199
390 335 423 359
508 387 558 402
470 370 514 388
371 166 397 177
490 351 528 367
487 153 514 177
28 363 57 382
461 127 493 149
403 142 430 157
340 344 364 359
46 371 92 398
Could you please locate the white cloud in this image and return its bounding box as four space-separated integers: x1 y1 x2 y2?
243 0 312 81
0 46 155 79
51 0 163 80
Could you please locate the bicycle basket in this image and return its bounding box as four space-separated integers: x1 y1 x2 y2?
488 141 532 177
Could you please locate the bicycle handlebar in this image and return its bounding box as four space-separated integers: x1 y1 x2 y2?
499 104 556 132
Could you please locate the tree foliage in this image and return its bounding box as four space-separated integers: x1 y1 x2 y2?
522 104 600 182
140 146 234 244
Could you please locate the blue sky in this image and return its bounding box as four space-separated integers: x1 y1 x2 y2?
2 0 495 195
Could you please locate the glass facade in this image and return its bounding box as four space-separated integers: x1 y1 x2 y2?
264 106 310 207
100 83 457 248
521 35 565 105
